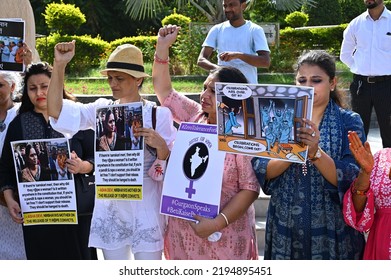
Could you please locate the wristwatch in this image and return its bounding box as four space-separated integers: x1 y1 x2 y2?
309 147 322 161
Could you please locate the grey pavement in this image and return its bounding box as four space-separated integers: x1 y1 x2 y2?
367 126 382 155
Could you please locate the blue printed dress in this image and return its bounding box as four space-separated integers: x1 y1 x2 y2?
251 100 366 259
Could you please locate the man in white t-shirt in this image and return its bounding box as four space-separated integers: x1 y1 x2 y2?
197 0 270 84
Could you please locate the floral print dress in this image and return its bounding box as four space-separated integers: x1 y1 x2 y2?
162 90 261 260
343 148 391 260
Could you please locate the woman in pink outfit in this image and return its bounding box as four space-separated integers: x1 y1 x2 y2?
343 130 391 259
153 25 261 260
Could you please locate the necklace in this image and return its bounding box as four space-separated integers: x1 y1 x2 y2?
301 160 315 176
301 161 308 176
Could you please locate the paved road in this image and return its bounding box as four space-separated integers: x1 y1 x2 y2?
367 127 382 155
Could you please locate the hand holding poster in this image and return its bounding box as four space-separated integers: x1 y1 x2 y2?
94 102 144 200
216 82 314 163
0 18 25 72
11 138 77 225
160 123 225 222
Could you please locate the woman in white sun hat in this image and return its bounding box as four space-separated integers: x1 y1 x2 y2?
47 41 177 260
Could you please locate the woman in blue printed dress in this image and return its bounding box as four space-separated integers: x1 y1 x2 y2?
252 50 366 259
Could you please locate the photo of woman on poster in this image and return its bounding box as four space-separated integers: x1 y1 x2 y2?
20 143 41 182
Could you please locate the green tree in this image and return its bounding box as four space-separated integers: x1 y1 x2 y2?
43 2 86 35
285 11 308 28
30 0 53 35
161 11 192 30
253 0 316 12
31 0 166 41
303 0 342 26
124 0 224 23
339 0 365 23
124 0 318 23
246 0 287 27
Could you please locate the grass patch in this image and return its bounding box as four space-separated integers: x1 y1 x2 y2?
64 72 296 95
64 77 205 95
65 61 353 95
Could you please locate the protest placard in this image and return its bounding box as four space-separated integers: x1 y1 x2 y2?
0 18 25 72
216 82 314 163
94 102 144 200
160 123 224 222
11 138 77 225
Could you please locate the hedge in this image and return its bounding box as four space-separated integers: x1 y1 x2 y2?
36 33 109 76
36 24 349 75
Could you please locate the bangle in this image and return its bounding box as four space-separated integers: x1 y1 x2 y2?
351 178 370 196
154 52 169 64
220 212 229 226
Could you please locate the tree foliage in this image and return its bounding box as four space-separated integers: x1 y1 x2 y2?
249 0 317 12
124 0 318 23
285 11 308 28
36 33 109 75
303 0 342 26
124 0 166 21
31 0 166 41
124 0 224 22
339 0 365 23
43 2 86 35
161 12 192 30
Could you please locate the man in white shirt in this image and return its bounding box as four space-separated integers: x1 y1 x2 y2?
0 41 10 63
8 41 18 63
340 0 391 148
197 0 270 84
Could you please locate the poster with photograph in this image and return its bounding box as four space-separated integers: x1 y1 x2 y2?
216 82 314 163
0 18 25 72
160 123 225 222
11 138 77 225
95 102 144 200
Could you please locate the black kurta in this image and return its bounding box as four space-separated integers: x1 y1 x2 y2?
0 111 97 260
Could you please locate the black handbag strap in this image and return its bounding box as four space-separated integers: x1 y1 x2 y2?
152 105 157 130
146 105 158 157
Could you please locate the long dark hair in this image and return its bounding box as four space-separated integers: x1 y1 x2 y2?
294 50 347 108
19 62 76 114
103 109 115 136
202 66 248 118
24 143 36 168
210 66 248 84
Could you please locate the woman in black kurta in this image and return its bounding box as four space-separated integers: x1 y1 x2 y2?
68 129 98 260
0 62 97 260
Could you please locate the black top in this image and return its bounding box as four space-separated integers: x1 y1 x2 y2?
0 111 64 191
0 111 97 260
